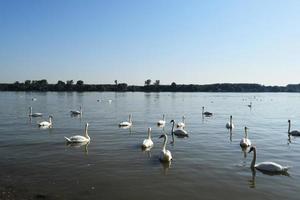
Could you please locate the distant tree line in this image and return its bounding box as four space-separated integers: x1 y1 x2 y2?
0 79 299 92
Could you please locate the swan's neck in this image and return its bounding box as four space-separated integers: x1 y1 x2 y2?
85 125 89 139
245 129 248 138
147 129 151 139
29 107 32 115
202 107 204 114
129 115 132 123
230 117 232 125
288 122 291 134
162 135 167 152
171 121 175 135
182 117 185 124
163 115 165 121
80 106 82 113
49 117 52 124
251 148 256 169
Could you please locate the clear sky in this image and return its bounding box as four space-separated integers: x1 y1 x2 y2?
0 0 299 86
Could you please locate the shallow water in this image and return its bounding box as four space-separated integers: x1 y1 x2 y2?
0 92 299 199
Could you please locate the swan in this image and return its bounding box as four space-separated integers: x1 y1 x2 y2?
171 120 188 137
226 115 234 129
202 107 213 117
157 114 166 126
28 107 42 117
65 123 90 143
176 116 185 128
240 127 251 147
248 102 252 108
159 133 172 162
38 116 53 128
142 127 154 148
248 146 289 173
119 114 132 127
70 106 82 115
288 120 300 136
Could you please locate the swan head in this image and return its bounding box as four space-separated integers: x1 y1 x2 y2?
86 123 89 127
245 126 248 131
49 115 53 119
230 115 232 119
148 127 151 132
288 119 291 123
170 119 175 123
159 134 166 139
248 146 256 153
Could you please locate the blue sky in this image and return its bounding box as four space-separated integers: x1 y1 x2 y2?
0 0 299 85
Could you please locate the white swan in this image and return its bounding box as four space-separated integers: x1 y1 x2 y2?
248 146 289 173
28 107 42 117
288 120 300 136
119 114 132 127
65 123 90 143
142 127 154 148
171 120 188 137
176 116 185 128
202 107 213 117
226 115 234 129
38 116 53 128
248 102 252 108
159 133 172 162
70 106 82 115
157 114 166 126
240 127 251 147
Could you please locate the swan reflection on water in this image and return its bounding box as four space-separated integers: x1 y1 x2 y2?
66 141 89 155
161 160 171 175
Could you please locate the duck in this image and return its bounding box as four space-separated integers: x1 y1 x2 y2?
159 133 172 162
226 115 234 129
248 146 289 173
38 116 53 128
119 114 132 127
288 120 300 136
65 123 90 143
157 114 166 126
70 106 82 115
171 120 188 137
240 127 251 147
202 107 213 117
142 128 154 148
176 116 185 128
28 107 42 117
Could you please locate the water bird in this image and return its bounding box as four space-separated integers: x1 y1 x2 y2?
171 120 188 137
176 116 186 128
119 114 132 127
225 115 234 129
248 102 252 108
142 127 154 148
32 98 37 101
70 106 82 115
288 120 300 136
159 133 172 162
28 106 42 117
65 123 90 143
38 116 53 128
240 127 251 147
248 146 289 173
202 107 213 117
157 114 166 126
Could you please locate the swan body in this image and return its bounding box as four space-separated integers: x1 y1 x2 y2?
38 116 53 128
65 123 90 143
176 116 185 128
249 146 289 173
142 128 154 148
70 106 82 115
159 134 172 162
240 127 251 147
288 120 300 136
119 114 132 127
202 107 213 117
171 120 188 137
157 114 166 126
226 115 234 129
28 107 42 117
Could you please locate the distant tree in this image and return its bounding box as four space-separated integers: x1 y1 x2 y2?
145 79 151 86
24 80 31 85
57 80 65 85
14 81 20 85
154 80 160 86
114 80 118 85
171 82 176 87
76 80 84 85
66 80 74 85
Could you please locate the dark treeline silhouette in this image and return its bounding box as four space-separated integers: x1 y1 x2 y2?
0 79 299 92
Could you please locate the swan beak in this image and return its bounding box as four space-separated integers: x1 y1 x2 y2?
248 147 253 153
159 134 164 138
